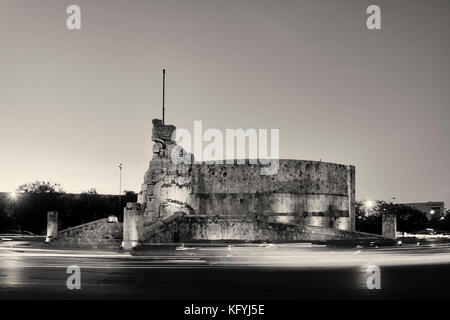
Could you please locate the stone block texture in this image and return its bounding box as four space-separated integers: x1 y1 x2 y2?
57 218 122 245
134 119 358 244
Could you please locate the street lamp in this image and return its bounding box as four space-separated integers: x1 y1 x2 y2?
118 163 123 211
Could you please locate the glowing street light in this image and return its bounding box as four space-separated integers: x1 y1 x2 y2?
430 210 436 215
363 200 375 217
365 200 375 209
8 191 20 218
9 191 18 200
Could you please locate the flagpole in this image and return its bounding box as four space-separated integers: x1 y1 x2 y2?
162 69 166 124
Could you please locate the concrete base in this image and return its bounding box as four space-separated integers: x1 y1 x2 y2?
45 211 58 243
137 214 382 246
122 202 144 250
382 213 397 239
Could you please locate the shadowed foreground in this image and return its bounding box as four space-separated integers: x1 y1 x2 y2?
1 239 450 299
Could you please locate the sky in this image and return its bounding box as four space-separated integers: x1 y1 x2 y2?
0 0 449 206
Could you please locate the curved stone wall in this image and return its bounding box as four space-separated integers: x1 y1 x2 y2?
140 159 355 232
187 160 355 231
192 160 349 194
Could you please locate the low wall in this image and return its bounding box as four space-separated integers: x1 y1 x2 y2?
141 215 380 244
57 218 122 245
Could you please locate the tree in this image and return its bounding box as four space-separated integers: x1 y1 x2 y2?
123 190 137 199
4 182 138 233
0 193 15 231
433 209 450 232
84 188 97 195
355 200 381 234
378 202 429 233
355 200 430 234
17 181 64 194
12 181 65 233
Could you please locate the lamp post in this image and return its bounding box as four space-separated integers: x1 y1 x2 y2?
118 163 123 212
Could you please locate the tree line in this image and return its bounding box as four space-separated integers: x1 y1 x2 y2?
355 200 450 234
0 181 137 234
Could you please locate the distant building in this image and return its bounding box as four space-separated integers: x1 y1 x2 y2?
402 202 445 220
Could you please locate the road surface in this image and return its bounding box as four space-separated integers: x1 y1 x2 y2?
1 238 450 299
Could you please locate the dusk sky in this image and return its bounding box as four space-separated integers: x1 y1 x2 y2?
0 0 449 206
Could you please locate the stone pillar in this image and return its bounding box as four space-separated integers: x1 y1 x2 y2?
122 202 143 250
346 165 356 232
45 211 58 243
382 213 397 239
